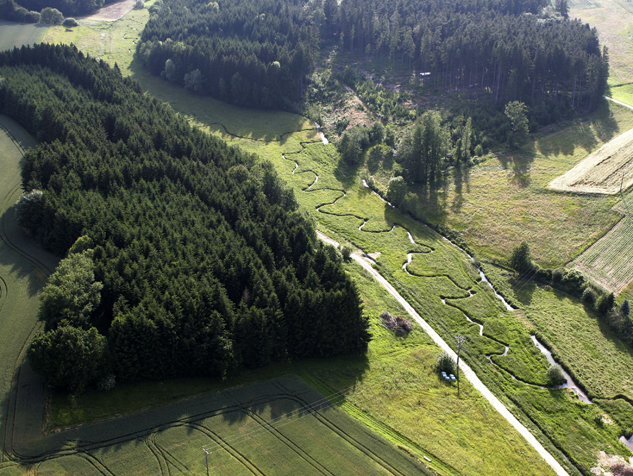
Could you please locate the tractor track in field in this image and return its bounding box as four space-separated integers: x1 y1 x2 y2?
0 117 55 464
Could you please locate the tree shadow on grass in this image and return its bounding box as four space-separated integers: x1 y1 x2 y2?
497 151 534 189
21 357 371 462
532 101 619 159
126 57 310 144
0 205 58 298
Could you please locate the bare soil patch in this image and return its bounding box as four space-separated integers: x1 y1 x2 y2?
548 127 633 194
80 0 136 21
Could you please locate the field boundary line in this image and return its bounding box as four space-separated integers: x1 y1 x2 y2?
298 372 460 476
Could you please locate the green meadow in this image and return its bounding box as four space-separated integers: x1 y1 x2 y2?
28 5 633 475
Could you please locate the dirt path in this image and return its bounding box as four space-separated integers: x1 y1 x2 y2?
316 230 570 476
605 96 633 111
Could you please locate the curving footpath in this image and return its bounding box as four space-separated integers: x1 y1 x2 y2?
316 230 570 476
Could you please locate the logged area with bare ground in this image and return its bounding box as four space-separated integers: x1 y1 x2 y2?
548 126 633 194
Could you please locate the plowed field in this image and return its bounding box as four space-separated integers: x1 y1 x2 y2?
548 126 633 194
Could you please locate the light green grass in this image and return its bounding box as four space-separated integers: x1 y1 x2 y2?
0 20 47 52
45 257 556 476
43 6 149 74
31 8 633 474
610 84 633 107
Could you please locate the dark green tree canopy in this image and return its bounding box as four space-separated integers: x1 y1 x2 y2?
0 44 370 388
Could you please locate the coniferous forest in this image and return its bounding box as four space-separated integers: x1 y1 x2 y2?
0 44 370 391
138 0 608 118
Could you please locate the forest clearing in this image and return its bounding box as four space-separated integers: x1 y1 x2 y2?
79 0 136 21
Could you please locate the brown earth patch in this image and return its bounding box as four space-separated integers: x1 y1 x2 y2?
80 0 136 22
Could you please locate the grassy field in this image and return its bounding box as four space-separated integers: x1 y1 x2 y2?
0 21 47 52
42 1 153 73
0 115 59 465
38 6 633 475
401 102 633 268
571 0 633 86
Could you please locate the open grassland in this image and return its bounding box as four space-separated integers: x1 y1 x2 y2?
0 21 47 52
42 2 153 72
0 116 59 465
35 9 633 474
571 0 633 85
611 84 633 107
405 102 633 268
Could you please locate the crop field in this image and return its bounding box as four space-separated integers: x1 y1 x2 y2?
0 115 59 466
547 126 633 194
0 21 47 52
573 199 633 294
8 377 436 476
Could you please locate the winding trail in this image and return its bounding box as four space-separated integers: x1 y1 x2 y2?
317 231 569 476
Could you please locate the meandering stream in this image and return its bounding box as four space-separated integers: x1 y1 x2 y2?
285 126 591 406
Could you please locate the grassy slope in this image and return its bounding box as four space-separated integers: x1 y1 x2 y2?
42 8 633 475
0 21 47 52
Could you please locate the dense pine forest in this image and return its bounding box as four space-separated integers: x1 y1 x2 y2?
138 0 319 109
0 44 370 391
138 0 608 119
333 0 609 111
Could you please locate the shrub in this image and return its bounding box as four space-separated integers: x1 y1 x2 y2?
62 17 78 27
134 0 145 8
97 374 116 392
535 266 552 282
547 364 566 386
621 300 630 317
15 189 44 232
340 245 352 261
386 176 407 207
509 241 533 273
24 10 40 22
552 268 564 284
560 269 587 296
474 143 483 156
435 351 456 375
581 287 597 306
39 7 63 24
596 294 611 315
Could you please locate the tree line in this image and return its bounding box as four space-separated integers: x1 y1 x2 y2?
0 44 370 392
137 0 319 109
